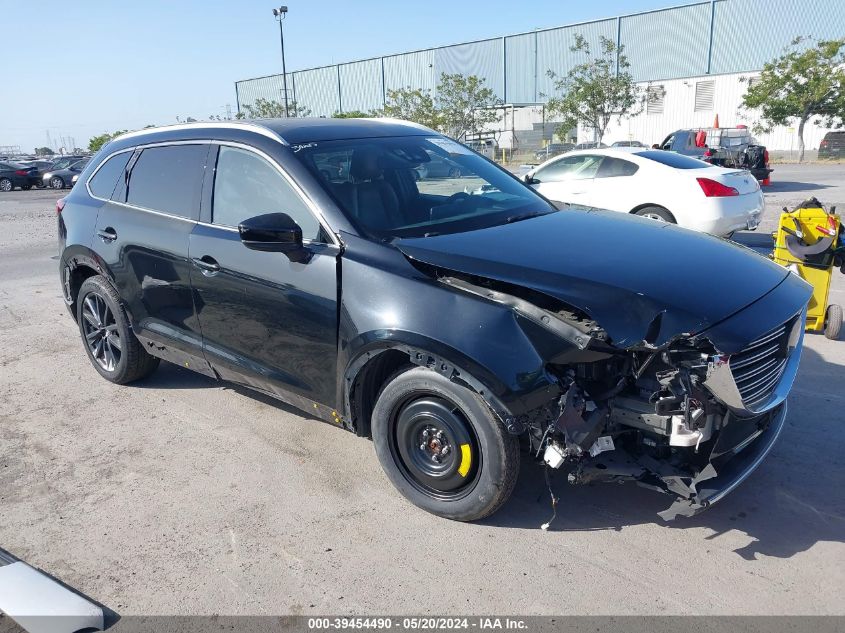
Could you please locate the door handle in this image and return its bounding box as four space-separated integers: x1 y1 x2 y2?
96 227 117 242
192 256 220 274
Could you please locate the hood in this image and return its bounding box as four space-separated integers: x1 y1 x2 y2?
396 208 791 348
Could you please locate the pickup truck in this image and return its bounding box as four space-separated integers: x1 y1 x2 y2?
659 127 772 183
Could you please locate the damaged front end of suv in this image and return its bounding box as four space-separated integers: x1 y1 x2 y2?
395 209 812 521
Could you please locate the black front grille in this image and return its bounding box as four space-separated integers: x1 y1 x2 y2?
730 320 793 408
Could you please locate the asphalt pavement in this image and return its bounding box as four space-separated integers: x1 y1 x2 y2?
0 166 843 617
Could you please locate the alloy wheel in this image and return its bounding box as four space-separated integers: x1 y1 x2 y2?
81 292 122 372
0 179 11 192
51 177 64 189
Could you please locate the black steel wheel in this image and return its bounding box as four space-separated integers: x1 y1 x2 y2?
76 275 159 384
391 396 481 499
372 366 519 521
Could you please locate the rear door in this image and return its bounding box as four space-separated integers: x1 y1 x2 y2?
189 143 340 407
92 142 213 374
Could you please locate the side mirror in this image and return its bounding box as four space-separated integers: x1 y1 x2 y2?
239 212 303 253
523 173 539 185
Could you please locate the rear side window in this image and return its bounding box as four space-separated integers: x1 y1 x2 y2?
212 145 321 241
127 144 207 218
89 152 131 199
636 151 709 169
596 157 639 178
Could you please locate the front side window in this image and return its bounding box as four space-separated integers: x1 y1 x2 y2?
88 152 131 199
290 135 554 239
212 145 322 241
126 144 207 219
535 154 603 182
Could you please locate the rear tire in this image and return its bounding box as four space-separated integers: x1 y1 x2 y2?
635 205 675 223
824 304 843 340
448 167 462 178
76 275 160 384
371 366 519 521
50 176 65 189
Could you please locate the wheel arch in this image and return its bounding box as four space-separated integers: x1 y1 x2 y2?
60 247 117 321
629 203 677 222
341 336 517 439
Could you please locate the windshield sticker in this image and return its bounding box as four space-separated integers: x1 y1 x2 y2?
291 143 317 153
426 137 472 155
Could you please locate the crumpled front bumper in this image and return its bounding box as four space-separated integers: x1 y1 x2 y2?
656 401 787 520
571 402 788 521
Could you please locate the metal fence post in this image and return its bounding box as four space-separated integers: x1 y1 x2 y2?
234 82 241 116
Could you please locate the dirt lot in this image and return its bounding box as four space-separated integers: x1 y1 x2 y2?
1 167 844 617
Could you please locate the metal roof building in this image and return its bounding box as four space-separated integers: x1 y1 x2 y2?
234 0 845 118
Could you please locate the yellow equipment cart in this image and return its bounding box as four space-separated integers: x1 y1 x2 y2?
772 198 843 340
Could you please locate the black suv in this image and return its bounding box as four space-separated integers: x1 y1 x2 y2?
59 119 811 522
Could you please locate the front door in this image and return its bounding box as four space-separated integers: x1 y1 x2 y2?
531 154 603 206
189 144 340 407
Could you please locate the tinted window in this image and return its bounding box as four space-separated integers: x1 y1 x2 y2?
127 144 206 218
636 150 709 169
89 152 131 199
535 154 603 182
212 145 321 241
596 157 639 178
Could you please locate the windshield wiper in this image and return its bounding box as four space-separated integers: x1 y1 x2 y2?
505 211 548 224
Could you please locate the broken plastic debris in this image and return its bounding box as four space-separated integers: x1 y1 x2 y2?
589 435 615 457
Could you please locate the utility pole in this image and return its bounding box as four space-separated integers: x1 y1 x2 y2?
272 6 290 117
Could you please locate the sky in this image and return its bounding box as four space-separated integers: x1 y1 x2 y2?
3 0 689 153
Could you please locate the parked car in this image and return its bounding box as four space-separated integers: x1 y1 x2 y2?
43 159 89 189
658 128 772 182
414 154 464 179
818 131 845 160
611 140 646 147
573 141 607 150
0 161 41 191
533 143 574 161
58 120 811 522
525 148 763 236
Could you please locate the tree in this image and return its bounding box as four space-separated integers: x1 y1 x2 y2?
332 110 375 118
545 34 642 143
88 130 127 152
241 97 311 118
435 73 501 140
34 147 54 156
741 37 845 162
381 86 441 130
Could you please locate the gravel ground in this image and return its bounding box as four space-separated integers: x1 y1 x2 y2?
0 166 843 618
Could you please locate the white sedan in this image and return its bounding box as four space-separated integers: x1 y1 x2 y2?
525 148 763 236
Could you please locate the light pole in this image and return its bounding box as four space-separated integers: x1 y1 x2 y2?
272 6 290 118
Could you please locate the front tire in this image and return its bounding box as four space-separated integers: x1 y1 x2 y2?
371 366 519 521
0 178 12 192
50 176 65 189
76 275 160 384
635 205 675 223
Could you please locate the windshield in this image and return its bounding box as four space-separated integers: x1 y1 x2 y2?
290 135 555 239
